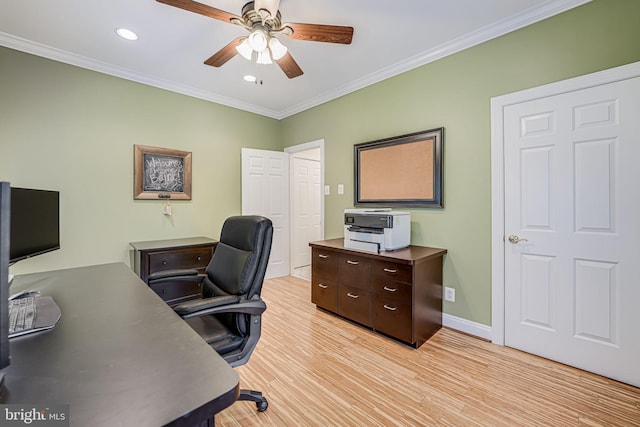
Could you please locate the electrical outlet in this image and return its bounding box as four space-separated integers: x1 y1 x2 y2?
338 184 344 195
444 287 455 302
324 185 330 195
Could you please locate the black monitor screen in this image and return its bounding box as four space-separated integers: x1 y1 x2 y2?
10 187 60 264
1 182 10 371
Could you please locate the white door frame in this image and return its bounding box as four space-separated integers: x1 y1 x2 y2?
285 139 325 275
490 61 640 345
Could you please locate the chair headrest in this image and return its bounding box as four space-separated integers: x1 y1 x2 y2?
220 216 273 251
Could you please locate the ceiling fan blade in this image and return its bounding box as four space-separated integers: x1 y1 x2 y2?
275 52 303 79
204 37 244 67
156 0 240 24
284 23 354 44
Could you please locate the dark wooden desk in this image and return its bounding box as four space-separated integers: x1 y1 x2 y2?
2 263 239 426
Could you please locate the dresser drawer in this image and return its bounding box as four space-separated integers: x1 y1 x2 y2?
312 248 338 281
311 277 338 313
372 294 412 343
150 278 203 306
338 253 371 290
148 247 212 273
338 285 371 327
372 279 412 303
372 260 412 284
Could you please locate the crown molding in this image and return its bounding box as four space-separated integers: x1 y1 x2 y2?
279 0 591 118
1 0 591 120
0 32 282 119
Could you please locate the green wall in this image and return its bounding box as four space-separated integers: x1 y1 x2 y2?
1 0 639 326
280 0 640 325
0 47 282 275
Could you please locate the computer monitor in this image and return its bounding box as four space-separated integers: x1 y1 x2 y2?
0 182 11 372
9 187 60 264
0 184 61 375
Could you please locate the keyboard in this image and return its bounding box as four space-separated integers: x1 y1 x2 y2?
9 296 36 337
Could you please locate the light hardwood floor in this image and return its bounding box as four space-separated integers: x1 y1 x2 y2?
216 276 640 426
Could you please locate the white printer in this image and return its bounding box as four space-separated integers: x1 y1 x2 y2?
344 209 410 253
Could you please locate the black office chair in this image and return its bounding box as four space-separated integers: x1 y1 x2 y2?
148 215 273 412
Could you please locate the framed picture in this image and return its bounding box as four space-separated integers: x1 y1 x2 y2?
134 145 192 200
354 128 444 208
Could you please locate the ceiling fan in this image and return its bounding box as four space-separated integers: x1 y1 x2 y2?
157 0 354 79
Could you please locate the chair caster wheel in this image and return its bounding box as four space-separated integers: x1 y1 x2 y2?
238 389 268 412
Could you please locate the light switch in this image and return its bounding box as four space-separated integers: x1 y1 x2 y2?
338 184 344 195
324 185 330 195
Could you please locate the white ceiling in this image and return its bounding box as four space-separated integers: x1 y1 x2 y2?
0 0 589 119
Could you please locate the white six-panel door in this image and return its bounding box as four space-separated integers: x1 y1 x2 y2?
291 156 322 270
241 148 290 278
501 76 640 387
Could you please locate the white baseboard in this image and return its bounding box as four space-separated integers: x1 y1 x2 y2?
442 313 493 341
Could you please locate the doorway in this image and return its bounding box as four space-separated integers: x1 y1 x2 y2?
242 140 325 280
285 140 324 280
491 61 640 387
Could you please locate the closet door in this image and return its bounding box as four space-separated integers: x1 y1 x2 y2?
502 76 640 387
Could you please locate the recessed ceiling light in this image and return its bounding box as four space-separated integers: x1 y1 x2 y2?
116 28 138 41
243 75 257 83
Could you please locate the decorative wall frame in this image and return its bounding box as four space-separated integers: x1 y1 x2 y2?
354 128 444 208
134 145 192 200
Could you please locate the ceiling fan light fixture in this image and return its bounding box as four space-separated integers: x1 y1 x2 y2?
268 37 287 60
247 30 268 52
236 38 253 60
158 0 353 79
256 49 273 65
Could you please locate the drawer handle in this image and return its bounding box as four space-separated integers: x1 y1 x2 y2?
383 304 397 311
347 292 359 299
346 260 359 265
318 283 328 289
162 261 167 265
383 286 397 292
197 256 202 261
383 268 397 273
318 254 329 259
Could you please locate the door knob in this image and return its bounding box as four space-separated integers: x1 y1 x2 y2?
508 235 528 244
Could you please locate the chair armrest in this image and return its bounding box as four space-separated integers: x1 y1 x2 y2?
147 269 203 284
179 298 267 319
174 295 240 316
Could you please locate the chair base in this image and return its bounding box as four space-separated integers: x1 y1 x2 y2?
238 388 268 412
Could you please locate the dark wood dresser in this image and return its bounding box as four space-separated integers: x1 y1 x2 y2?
309 238 447 348
130 237 217 306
